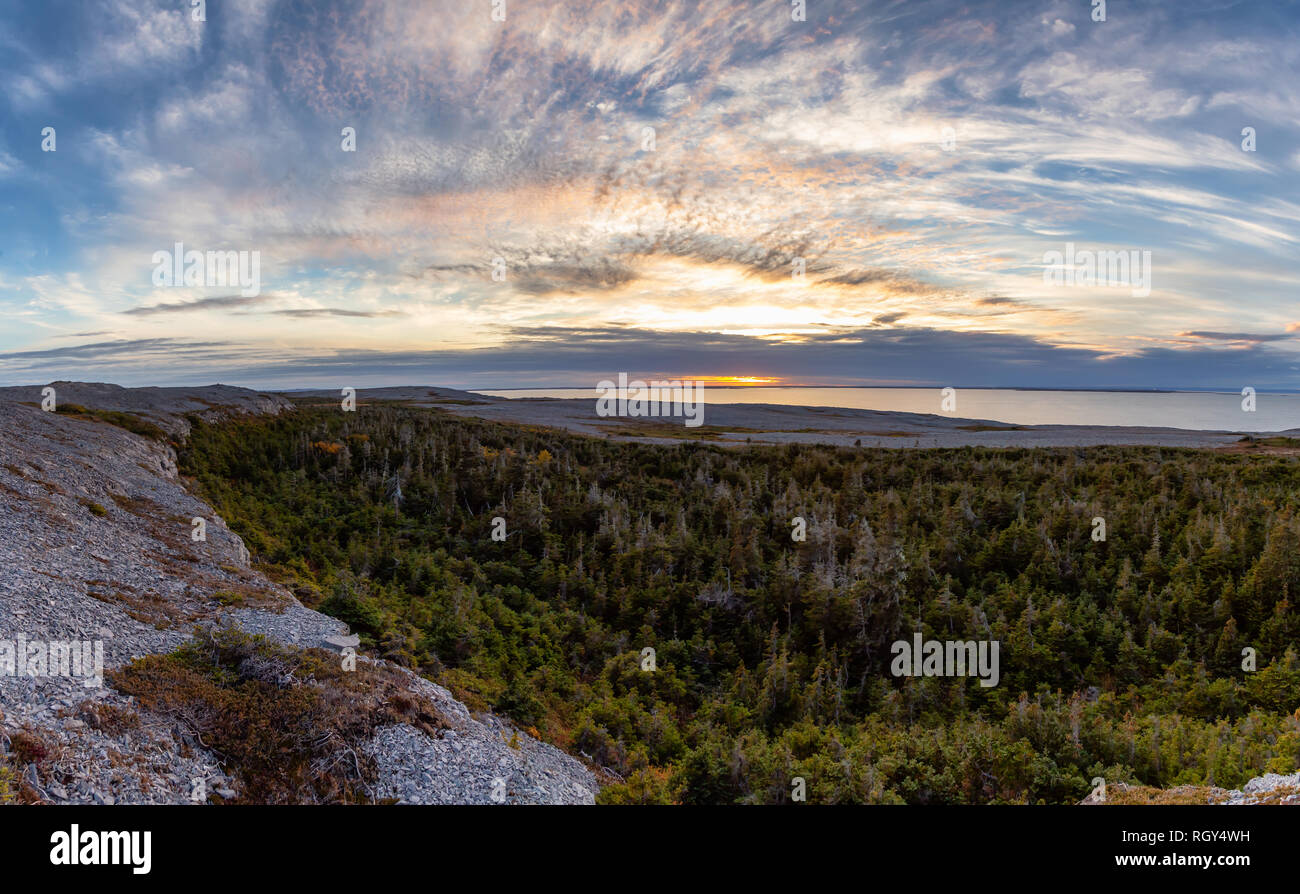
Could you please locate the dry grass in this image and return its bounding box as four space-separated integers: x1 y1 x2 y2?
1100 781 1300 805
54 404 167 441
0 724 61 804
594 422 730 441
1100 784 1224 805
53 405 167 439
957 424 1028 432
71 701 142 736
109 626 447 804
87 579 187 629
1218 436 1300 456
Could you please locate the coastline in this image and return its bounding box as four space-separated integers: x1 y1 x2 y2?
282 386 1300 450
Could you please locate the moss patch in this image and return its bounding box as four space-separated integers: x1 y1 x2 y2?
55 404 168 441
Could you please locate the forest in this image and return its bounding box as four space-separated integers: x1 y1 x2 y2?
175 402 1300 804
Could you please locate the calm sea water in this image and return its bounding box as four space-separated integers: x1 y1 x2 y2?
473 387 1300 433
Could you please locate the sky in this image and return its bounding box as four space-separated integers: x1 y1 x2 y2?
1 0 1298 390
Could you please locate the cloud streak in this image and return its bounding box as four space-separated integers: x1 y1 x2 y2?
1 0 1298 388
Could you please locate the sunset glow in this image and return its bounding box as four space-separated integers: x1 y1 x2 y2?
0 1 1297 390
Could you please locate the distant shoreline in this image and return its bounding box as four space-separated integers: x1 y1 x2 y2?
473 385 1300 395
4 382 1299 449
267 386 1300 449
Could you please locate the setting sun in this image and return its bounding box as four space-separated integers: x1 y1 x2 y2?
695 376 780 386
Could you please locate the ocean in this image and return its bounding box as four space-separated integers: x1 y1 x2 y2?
473 387 1300 433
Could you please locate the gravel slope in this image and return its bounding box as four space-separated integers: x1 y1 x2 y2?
0 386 597 805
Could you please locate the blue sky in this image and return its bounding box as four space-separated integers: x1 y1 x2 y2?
1 0 1299 390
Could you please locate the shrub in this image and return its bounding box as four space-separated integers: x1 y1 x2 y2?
109 626 445 804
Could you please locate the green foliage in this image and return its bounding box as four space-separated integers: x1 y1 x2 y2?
179 405 1300 803
0 765 15 804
